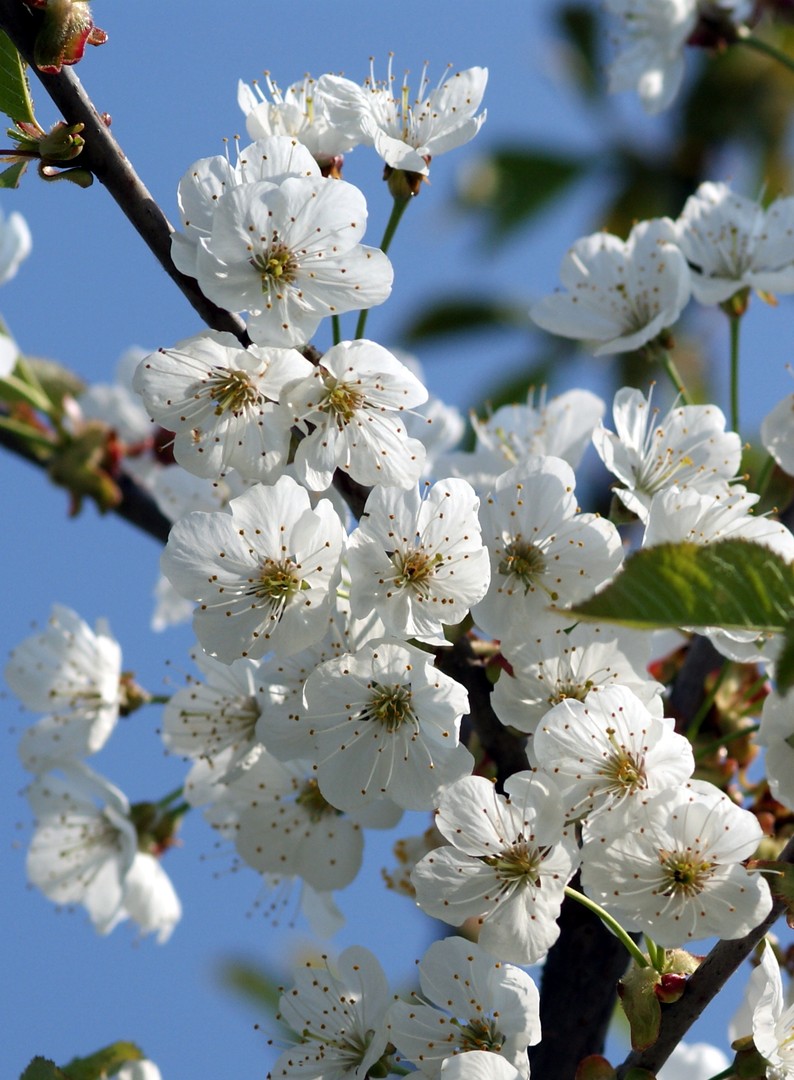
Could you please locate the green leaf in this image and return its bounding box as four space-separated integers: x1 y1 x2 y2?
0 160 28 188
61 1042 143 1080
556 4 601 98
20 1059 68 1080
618 964 662 1052
457 146 588 242
403 296 530 344
218 958 284 1016
0 30 34 124
571 539 794 634
775 623 794 696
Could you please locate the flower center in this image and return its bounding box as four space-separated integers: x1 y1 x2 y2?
295 778 341 823
548 678 594 706
658 849 713 897
250 242 298 292
457 1017 505 1054
499 539 549 593
319 371 365 426
250 556 303 608
484 838 544 886
206 367 261 416
392 548 441 594
596 727 647 794
366 682 415 733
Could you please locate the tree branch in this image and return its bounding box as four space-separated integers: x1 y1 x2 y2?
0 0 248 343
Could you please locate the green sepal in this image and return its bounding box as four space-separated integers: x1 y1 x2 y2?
618 963 662 1052
0 160 28 188
0 30 35 124
20 1059 69 1080
61 1042 143 1080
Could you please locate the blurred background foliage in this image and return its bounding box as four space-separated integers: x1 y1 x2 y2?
401 2 794 429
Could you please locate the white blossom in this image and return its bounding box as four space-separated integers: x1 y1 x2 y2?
593 387 742 521
0 203 31 286
270 946 392 1080
491 623 664 750
749 941 794 1079
171 135 320 280
386 937 540 1078
160 475 345 662
758 691 794 813
440 1055 522 1080
193 171 392 348
348 478 490 646
530 219 691 355
439 389 605 492
762 380 794 477
413 772 580 965
673 181 794 305
238 74 359 168
323 60 487 175
472 456 623 651
7 604 122 773
605 0 698 114
133 330 312 481
26 764 180 941
283 339 428 491
296 638 473 812
581 779 771 946
533 685 694 821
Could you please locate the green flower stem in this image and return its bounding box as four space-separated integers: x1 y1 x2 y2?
564 885 649 968
687 661 729 740
354 195 411 340
735 27 794 77
657 350 693 405
147 694 171 706
695 723 760 763
729 313 742 435
0 414 53 452
331 314 341 347
644 935 666 972
155 786 185 809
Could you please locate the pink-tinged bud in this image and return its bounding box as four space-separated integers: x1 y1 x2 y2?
25 0 107 74
654 972 688 1003
574 1055 616 1080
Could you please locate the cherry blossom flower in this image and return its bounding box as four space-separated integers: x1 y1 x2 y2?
171 135 320 280
529 219 691 355
758 691 794 813
237 74 358 171
748 941 794 1079
386 937 540 1078
296 637 473 812
605 2 753 115
472 456 623 651
348 478 490 645
761 380 794 477
270 946 393 1080
283 339 428 491
491 623 664 750
440 1054 522 1080
412 772 580 965
439 389 605 492
193 171 392 348
533 685 694 821
0 202 31 286
323 60 487 175
116 1063 163 1080
160 475 346 662
26 764 180 941
593 387 742 521
581 779 771 946
133 330 312 481
161 648 264 782
672 182 794 305
7 604 122 773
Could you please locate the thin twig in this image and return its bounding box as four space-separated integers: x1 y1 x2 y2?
0 0 248 343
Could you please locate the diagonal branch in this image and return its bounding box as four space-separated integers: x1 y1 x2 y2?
0 0 248 343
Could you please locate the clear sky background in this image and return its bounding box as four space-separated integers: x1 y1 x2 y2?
2 2 793 1077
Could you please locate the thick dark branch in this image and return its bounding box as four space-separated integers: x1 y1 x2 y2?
0 0 248 343
0 419 171 542
617 833 794 1078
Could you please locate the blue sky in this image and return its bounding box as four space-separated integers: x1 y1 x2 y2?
2 3 792 1077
